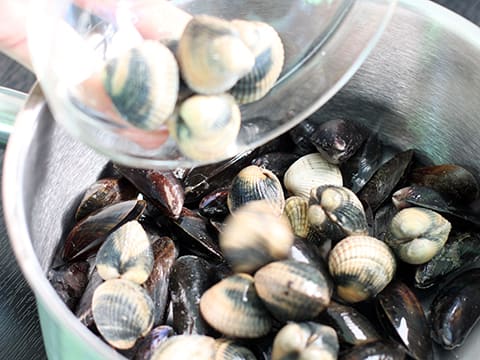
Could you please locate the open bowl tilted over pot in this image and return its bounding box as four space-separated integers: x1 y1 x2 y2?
3 0 480 359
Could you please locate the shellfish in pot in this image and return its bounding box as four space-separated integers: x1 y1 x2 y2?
150 334 217 360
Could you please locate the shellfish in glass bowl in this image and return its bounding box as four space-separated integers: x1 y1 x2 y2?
27 0 397 169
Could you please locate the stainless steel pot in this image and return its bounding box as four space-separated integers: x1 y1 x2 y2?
3 0 480 358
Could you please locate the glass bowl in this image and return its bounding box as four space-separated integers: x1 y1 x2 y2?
27 0 397 169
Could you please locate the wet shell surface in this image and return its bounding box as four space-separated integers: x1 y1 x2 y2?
284 196 310 238
150 335 217 360
177 15 254 94
384 207 451 265
92 278 154 349
214 339 257 360
254 260 331 322
199 273 272 338
328 235 396 303
308 185 368 239
169 93 241 161
284 153 343 198
95 220 153 284
227 165 285 215
272 322 339 360
229 19 284 104
220 200 294 273
102 40 179 130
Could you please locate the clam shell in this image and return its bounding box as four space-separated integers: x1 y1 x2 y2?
284 153 343 199
199 273 272 338
177 15 254 94
228 165 285 215
328 235 396 303
215 339 257 360
169 94 241 161
285 196 310 238
272 322 339 360
230 19 284 104
92 278 154 349
220 200 294 273
102 40 179 130
254 260 331 322
385 207 451 265
95 220 153 284
308 185 368 241
150 335 216 360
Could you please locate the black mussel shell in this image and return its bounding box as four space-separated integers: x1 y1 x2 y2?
289 119 318 155
251 152 300 182
62 200 146 261
358 149 413 211
430 268 480 349
114 165 184 218
340 340 406 360
415 231 480 288
309 119 367 164
75 268 104 331
48 261 89 310
376 281 432 360
134 325 175 360
373 202 398 240
198 188 229 220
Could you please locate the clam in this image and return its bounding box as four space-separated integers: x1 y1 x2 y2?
75 268 104 329
309 119 367 165
328 235 396 303
199 273 272 338
62 199 146 261
92 278 154 349
430 268 480 350
229 19 284 104
251 152 300 183
177 15 254 94
95 220 153 284
219 200 294 273
75 177 137 221
284 196 310 238
384 207 451 265
150 335 217 360
215 339 257 360
254 260 332 322
102 40 179 130
317 301 380 347
284 153 343 198
227 165 285 215
376 281 432 360
271 322 339 360
308 185 368 243
168 94 241 161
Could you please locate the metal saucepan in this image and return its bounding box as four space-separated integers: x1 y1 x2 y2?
3 0 480 358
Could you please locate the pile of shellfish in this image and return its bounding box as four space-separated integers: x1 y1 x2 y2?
92 14 284 161
48 117 480 359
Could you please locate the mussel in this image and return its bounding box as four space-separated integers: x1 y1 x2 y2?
102 40 179 130
328 235 396 303
384 207 451 265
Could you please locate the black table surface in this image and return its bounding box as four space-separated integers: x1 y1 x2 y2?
0 1 479 359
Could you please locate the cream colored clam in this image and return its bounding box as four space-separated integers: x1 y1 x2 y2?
285 196 310 238
151 335 217 360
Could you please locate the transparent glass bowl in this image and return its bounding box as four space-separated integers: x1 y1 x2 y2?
28 0 397 169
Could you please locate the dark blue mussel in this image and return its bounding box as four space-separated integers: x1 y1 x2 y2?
134 325 175 360
340 341 406 360
48 261 89 310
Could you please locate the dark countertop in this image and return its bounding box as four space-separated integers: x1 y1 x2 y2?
0 1 478 359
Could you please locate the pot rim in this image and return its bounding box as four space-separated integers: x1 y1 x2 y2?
3 0 480 358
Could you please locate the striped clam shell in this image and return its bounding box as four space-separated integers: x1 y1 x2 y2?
92 278 154 349
150 335 216 360
285 196 310 238
199 273 272 338
308 185 368 238
96 220 153 284
230 19 284 104
220 200 294 273
385 207 451 265
177 15 254 94
254 260 331 322
169 93 241 161
272 322 339 360
284 153 343 199
102 40 179 130
328 236 396 303
215 339 257 360
227 165 285 215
